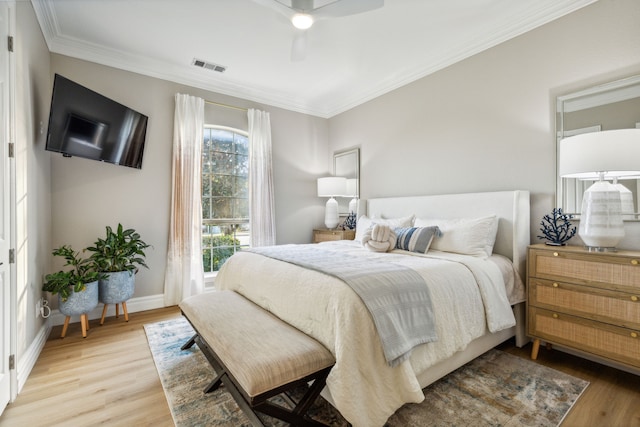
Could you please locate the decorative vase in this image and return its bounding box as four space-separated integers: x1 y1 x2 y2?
99 270 135 304
58 280 99 316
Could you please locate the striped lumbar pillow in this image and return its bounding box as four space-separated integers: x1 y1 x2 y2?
395 226 441 254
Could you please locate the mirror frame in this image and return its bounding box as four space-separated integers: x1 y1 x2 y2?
333 147 360 215
556 74 640 220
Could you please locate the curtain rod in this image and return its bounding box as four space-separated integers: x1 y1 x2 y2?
204 99 248 112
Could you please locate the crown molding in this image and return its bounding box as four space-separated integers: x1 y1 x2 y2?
30 0 598 119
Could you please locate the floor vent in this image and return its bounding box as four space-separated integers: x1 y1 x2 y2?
192 58 227 73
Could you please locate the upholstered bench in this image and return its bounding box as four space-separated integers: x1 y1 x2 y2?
179 290 336 427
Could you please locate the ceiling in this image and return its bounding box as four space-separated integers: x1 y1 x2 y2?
31 0 598 118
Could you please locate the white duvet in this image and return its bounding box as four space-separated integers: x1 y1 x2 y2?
215 241 522 427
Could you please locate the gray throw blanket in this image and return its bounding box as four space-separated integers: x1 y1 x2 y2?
249 245 437 367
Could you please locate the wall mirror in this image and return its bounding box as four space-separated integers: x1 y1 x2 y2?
333 147 360 215
556 75 640 220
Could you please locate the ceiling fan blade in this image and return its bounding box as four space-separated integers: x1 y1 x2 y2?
313 0 384 19
290 30 308 61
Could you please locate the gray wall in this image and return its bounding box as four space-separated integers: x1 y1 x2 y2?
328 0 640 249
49 54 329 304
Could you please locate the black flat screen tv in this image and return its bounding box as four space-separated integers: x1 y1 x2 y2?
45 74 148 169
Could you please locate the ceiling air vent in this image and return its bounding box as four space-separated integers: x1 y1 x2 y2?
192 58 227 73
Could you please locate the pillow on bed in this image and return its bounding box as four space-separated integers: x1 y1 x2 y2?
355 214 414 242
414 215 498 257
394 226 441 254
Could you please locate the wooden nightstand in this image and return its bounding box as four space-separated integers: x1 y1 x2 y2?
527 244 640 371
312 228 355 243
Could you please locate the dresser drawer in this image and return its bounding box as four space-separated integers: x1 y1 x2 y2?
529 278 640 329
529 248 640 293
313 229 355 243
528 307 640 369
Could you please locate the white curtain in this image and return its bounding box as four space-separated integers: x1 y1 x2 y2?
248 109 276 247
164 93 205 305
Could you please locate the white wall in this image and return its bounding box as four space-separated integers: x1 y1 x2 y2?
328 0 640 249
49 55 329 304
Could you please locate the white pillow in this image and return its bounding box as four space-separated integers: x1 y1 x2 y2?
414 215 498 258
355 214 414 242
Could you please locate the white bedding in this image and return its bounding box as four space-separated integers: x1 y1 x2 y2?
215 240 524 427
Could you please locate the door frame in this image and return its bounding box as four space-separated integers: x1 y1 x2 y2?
0 0 17 415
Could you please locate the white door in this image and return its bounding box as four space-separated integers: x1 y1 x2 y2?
0 1 13 417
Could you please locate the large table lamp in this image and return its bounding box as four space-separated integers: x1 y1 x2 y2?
317 177 346 229
559 129 640 250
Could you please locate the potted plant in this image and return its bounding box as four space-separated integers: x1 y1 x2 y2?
86 224 150 324
43 245 104 338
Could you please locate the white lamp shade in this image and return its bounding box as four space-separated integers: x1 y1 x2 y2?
559 129 640 179
345 179 358 197
317 177 346 197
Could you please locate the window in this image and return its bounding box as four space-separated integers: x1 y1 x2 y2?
201 126 250 272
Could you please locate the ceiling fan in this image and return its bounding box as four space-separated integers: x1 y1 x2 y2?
253 0 384 61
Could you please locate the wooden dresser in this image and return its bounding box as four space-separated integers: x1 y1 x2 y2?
527 244 640 371
312 228 355 243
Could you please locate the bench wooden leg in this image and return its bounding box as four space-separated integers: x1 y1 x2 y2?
181 334 198 350
255 368 332 427
203 372 224 394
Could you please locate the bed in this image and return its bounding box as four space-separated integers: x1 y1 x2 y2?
215 190 530 426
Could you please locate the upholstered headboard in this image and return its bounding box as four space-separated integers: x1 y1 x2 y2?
366 190 530 280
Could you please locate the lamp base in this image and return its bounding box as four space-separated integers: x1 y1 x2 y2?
579 180 624 250
324 197 339 229
584 246 618 253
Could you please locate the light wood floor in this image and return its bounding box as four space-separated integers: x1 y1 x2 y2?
1 307 639 427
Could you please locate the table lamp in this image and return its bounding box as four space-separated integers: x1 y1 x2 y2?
558 129 640 250
345 178 359 214
317 177 346 229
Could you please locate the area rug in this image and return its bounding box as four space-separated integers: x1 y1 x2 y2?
144 317 589 427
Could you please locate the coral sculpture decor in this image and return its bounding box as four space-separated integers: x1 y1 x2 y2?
537 208 577 246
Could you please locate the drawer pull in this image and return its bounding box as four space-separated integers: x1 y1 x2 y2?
632 259 639 265
552 313 559 319
632 332 638 339
553 252 559 257
552 282 559 288
632 296 639 302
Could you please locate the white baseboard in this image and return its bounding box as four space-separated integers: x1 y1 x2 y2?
49 293 167 326
16 320 51 395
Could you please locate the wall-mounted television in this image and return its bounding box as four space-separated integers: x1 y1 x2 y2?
45 74 148 169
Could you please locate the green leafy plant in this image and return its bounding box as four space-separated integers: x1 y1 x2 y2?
86 224 150 273
42 245 105 301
